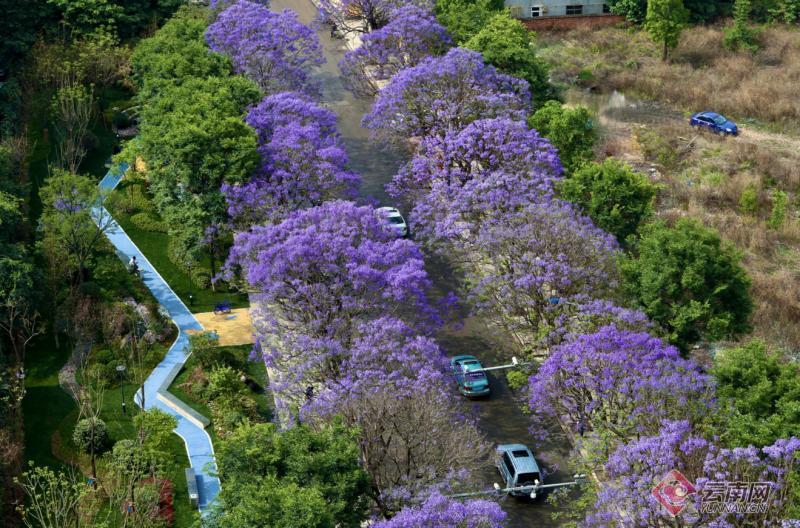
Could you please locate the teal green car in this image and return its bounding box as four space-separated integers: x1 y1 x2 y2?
450 355 491 398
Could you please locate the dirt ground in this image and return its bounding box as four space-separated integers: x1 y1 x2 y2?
192 308 255 346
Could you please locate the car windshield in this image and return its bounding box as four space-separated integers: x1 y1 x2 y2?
387 216 404 224
711 115 727 125
512 450 530 458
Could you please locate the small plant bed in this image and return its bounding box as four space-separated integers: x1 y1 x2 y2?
106 179 249 313
170 336 272 439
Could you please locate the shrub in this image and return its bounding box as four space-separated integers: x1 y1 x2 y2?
767 189 788 229
561 158 657 243
72 418 109 454
190 266 212 289
204 365 245 401
738 184 759 215
635 128 679 169
130 211 167 233
188 332 221 368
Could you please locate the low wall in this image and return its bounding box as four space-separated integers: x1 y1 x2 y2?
522 14 624 31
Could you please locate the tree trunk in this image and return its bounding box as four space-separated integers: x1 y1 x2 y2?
663 40 669 61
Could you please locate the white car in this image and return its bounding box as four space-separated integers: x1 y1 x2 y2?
377 206 409 237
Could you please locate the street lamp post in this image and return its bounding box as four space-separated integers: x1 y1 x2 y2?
447 474 588 500
116 365 127 415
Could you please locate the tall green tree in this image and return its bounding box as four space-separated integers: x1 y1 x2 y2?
645 0 690 61
38 169 112 285
527 101 596 174
712 340 800 448
131 6 232 101
620 219 752 350
465 12 556 105
434 0 502 44
560 158 657 244
214 421 371 527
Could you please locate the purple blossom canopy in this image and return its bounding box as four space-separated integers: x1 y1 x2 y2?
388 117 562 200
226 200 439 342
340 5 452 97
206 1 324 95
372 492 506 528
528 326 716 441
223 93 360 228
298 318 489 512
586 421 800 528
362 48 531 144
464 199 619 344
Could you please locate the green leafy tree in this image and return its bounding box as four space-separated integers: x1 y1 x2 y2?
767 189 787 229
207 478 334 528
769 0 800 22
713 340 800 447
39 169 113 285
47 0 124 36
465 12 556 104
560 158 657 244
724 0 760 52
528 101 596 173
215 421 371 527
620 219 752 350
16 464 91 528
606 0 648 23
645 0 690 61
435 0 503 44
131 6 231 101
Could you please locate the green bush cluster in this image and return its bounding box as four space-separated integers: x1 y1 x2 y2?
739 185 759 215
130 211 167 233
72 417 109 454
767 189 788 229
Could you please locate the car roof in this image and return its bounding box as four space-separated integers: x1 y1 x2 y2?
497 444 540 473
700 111 722 119
378 206 401 214
452 354 478 363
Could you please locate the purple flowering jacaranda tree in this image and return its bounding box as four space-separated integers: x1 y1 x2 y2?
226 201 442 389
528 327 716 443
302 317 490 517
340 5 452 97
206 1 324 95
362 48 531 145
223 93 360 228
372 492 506 528
319 0 432 35
464 199 619 349
585 420 800 528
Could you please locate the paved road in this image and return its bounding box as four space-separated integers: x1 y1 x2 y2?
95 166 220 511
268 2 576 525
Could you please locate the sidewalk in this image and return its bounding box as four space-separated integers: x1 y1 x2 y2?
94 164 221 511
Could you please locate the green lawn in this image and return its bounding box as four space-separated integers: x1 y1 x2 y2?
22 333 77 469
107 181 248 314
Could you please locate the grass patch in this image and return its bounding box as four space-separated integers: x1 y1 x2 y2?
22 333 76 469
107 180 248 314
538 24 800 134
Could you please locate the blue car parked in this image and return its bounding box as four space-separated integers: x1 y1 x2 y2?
690 111 738 136
450 355 491 398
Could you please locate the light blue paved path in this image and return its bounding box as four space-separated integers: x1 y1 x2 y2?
95 164 221 510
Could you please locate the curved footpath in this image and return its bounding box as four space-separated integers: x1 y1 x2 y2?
94 163 221 511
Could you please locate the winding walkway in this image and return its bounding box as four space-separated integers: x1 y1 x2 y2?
94 164 220 511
